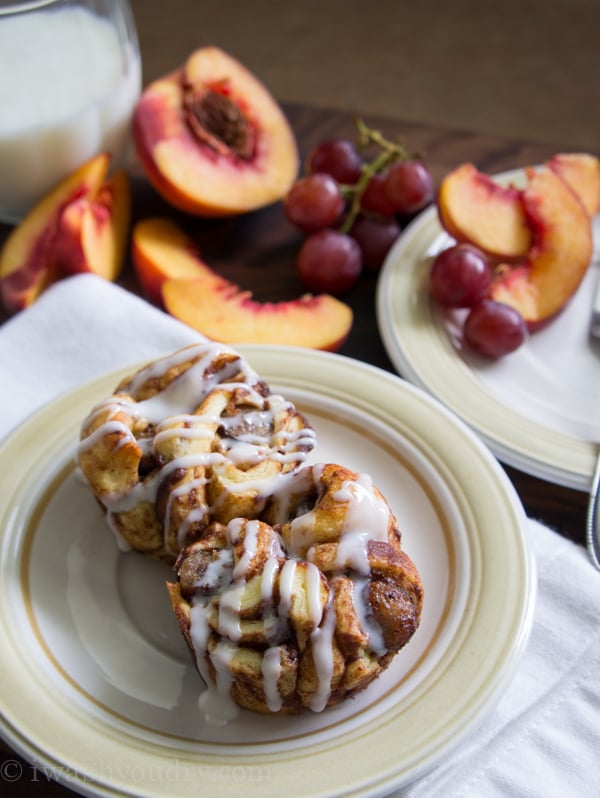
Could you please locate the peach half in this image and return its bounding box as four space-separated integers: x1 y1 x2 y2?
489 167 593 325
437 163 532 259
132 46 299 216
132 218 353 351
0 153 130 312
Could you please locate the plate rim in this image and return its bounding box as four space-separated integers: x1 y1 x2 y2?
375 169 599 491
0 345 536 798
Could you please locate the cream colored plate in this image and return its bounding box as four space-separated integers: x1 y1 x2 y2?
0 346 535 798
377 168 600 491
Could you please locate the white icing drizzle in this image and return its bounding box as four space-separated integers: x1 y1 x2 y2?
277 559 297 619
197 684 239 727
217 579 246 642
125 342 262 423
195 548 233 591
261 646 284 712
100 452 223 515
261 556 281 602
77 418 135 454
305 561 325 627
308 600 337 712
79 396 137 432
352 577 387 657
188 601 213 685
334 472 391 575
104 511 132 552
198 641 240 726
230 518 259 579
153 414 217 447
163 476 208 550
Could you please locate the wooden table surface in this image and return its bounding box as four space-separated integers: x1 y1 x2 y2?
0 102 591 797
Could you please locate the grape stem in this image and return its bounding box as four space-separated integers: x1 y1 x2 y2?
339 117 414 233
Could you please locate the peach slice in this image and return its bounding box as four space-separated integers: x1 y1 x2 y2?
437 162 532 259
53 170 131 281
0 153 110 312
132 46 299 217
547 153 600 217
489 167 593 325
132 217 353 351
163 280 353 351
132 217 223 306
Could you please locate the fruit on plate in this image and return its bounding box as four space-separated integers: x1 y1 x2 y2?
132 46 299 217
0 153 129 312
52 170 130 281
547 152 600 217
430 153 599 357
429 243 492 308
133 218 353 351
463 299 528 358
489 167 593 325
437 162 532 259
132 217 223 306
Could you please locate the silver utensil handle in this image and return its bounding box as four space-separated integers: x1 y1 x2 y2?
592 272 600 337
586 451 600 570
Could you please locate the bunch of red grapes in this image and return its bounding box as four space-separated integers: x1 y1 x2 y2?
284 119 435 295
429 243 528 358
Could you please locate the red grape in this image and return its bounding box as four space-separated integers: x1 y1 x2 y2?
296 229 362 295
284 173 345 233
463 300 527 358
429 244 492 307
351 215 401 271
384 159 434 215
306 138 363 184
360 172 396 217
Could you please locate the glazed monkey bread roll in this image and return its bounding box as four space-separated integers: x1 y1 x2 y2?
77 342 316 561
168 463 424 716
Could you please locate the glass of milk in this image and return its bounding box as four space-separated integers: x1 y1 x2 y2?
0 0 142 223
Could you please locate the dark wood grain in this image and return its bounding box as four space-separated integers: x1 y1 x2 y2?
0 102 590 798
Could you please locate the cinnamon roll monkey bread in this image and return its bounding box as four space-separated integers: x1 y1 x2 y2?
77 342 316 561
77 342 424 717
168 463 423 715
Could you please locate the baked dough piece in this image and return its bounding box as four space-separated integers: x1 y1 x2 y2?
77 342 315 561
168 463 424 716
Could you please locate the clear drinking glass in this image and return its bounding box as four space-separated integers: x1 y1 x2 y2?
0 0 141 223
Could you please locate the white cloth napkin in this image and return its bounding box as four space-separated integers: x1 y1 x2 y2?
1 274 598 798
0 274 203 441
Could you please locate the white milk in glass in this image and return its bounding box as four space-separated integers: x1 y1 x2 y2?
0 3 141 221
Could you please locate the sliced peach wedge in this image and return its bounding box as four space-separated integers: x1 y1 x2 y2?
547 152 600 217
0 154 109 312
0 153 131 312
132 46 299 217
163 281 353 351
132 218 353 351
132 217 226 306
437 162 532 259
53 170 131 282
489 167 593 326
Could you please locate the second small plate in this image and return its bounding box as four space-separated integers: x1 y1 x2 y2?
377 171 600 491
